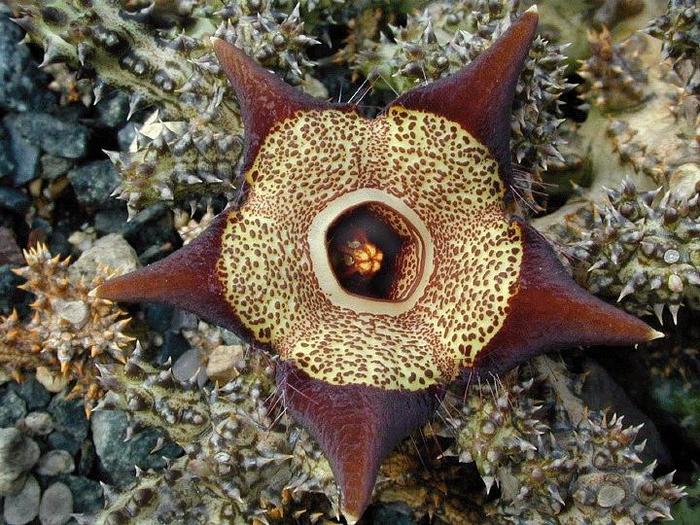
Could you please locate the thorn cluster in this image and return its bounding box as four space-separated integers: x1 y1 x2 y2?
443 377 547 495
556 180 700 320
174 204 217 246
214 1 320 86
437 369 686 523
0 244 133 414
644 0 699 137
579 28 648 112
645 0 700 67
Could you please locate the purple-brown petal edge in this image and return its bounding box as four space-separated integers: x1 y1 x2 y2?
276 361 441 523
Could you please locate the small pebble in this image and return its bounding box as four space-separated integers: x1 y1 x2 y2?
58 475 103 513
0 428 40 496
40 155 73 180
206 344 244 384
67 160 120 207
36 450 75 477
54 299 89 327
23 412 54 435
668 273 684 293
35 367 69 394
173 348 207 386
0 390 27 427
39 482 73 525
68 233 139 283
3 475 40 525
663 249 680 264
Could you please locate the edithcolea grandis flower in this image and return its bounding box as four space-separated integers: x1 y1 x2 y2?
96 7 660 523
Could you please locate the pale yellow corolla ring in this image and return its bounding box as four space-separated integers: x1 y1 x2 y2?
308 188 434 316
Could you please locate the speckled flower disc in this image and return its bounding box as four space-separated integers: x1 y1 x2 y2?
217 106 522 389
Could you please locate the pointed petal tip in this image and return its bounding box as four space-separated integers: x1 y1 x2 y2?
210 36 226 53
648 329 665 341
277 363 440 523
89 274 136 303
342 510 361 525
525 4 539 14
210 33 331 171
386 4 540 184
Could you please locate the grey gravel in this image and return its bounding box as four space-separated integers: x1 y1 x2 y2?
46 395 88 457
77 440 95 477
4 112 90 160
91 410 182 487
36 450 75 477
95 92 129 128
0 124 15 180
10 378 51 411
2 115 40 185
3 475 40 525
0 428 40 496
173 348 207 386
0 12 53 113
0 187 31 214
40 155 74 180
0 390 26 428
67 160 121 207
56 476 102 514
39 482 73 525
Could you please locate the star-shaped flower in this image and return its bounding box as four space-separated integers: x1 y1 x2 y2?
96 8 660 522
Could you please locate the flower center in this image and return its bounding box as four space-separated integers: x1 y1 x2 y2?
340 237 384 278
326 205 404 300
308 189 434 315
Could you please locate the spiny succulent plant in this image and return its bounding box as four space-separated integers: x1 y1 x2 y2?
79 339 688 524
442 376 548 495
551 179 700 321
7 0 239 214
0 244 133 413
174 204 217 246
538 28 699 285
374 444 488 525
6 0 323 215
214 1 321 87
89 463 341 525
349 0 572 179
555 413 684 524
88 461 257 525
644 0 699 153
645 0 700 67
579 28 648 112
586 34 699 187
93 344 338 524
437 366 686 524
